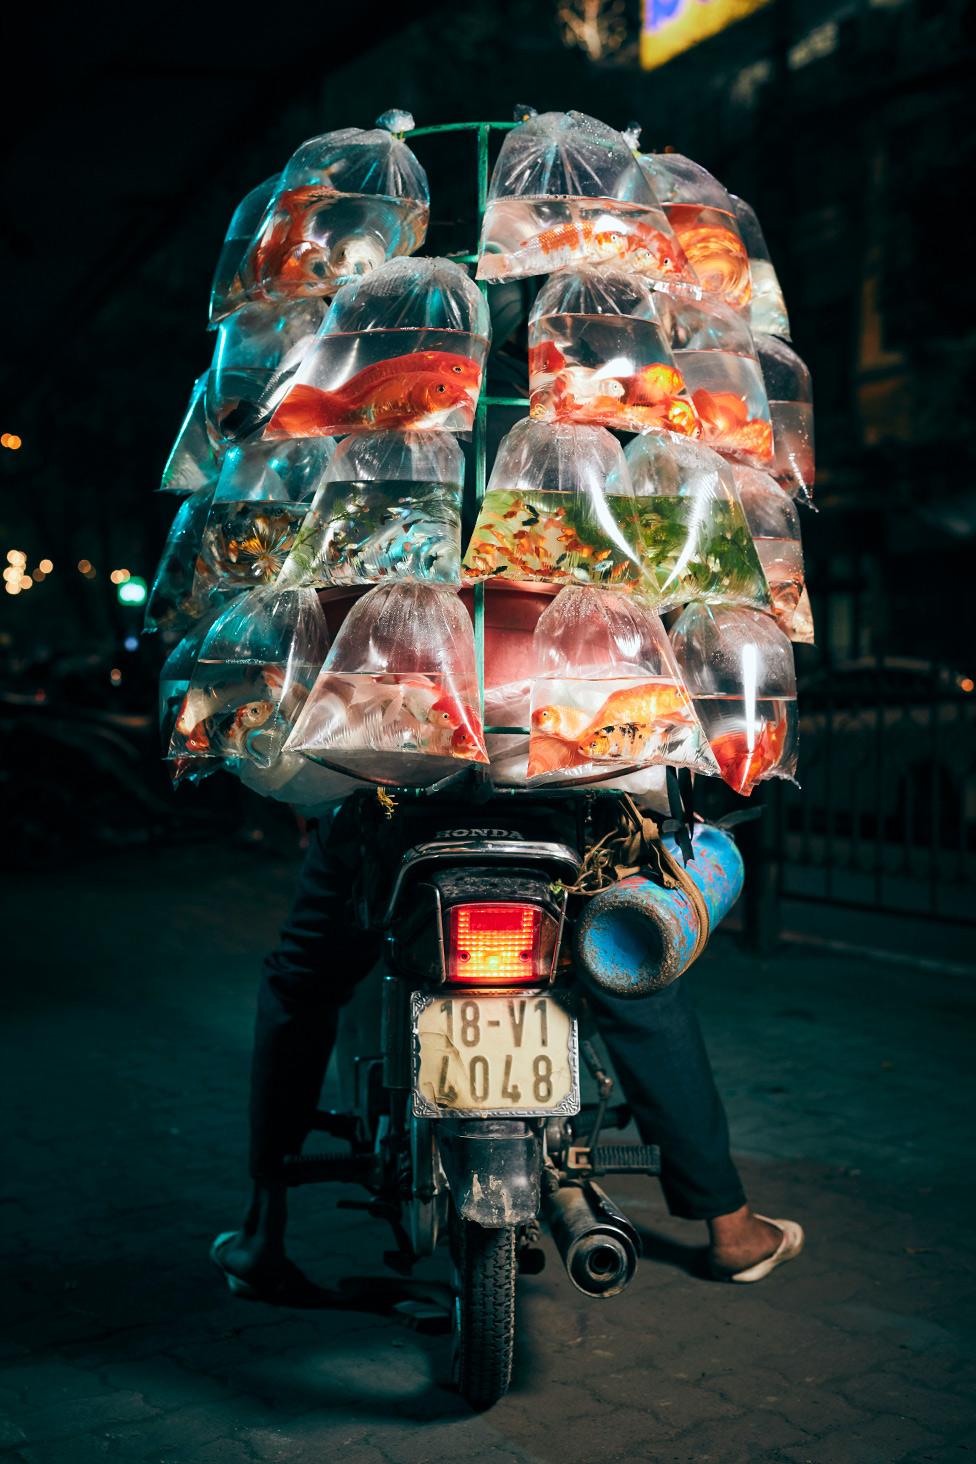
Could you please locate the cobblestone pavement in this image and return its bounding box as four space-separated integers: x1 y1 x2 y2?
2 838 975 1463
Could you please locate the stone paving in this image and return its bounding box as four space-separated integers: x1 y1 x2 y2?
2 837 975 1463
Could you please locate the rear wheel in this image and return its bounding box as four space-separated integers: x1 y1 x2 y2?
452 1218 516 1410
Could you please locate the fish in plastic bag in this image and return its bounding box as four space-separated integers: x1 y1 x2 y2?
462 419 646 590
730 463 809 639
528 269 700 436
144 487 218 636
623 434 771 612
477 111 697 293
239 119 428 304
206 299 325 445
670 299 773 465
641 153 750 310
160 376 223 495
756 334 814 504
277 430 464 588
527 586 715 782
158 603 232 778
263 258 489 438
192 437 334 594
669 602 798 796
209 176 280 326
167 586 330 784
285 582 488 783
731 196 790 341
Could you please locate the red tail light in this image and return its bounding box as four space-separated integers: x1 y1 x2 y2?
446 902 547 986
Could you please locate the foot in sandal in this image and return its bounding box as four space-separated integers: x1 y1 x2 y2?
707 1205 804 1282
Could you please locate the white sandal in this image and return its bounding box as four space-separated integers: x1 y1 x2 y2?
726 1215 804 1283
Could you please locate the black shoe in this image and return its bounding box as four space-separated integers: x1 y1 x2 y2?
210 1231 333 1307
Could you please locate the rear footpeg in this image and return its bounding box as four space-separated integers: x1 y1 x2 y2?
567 1143 661 1176
283 1151 375 1187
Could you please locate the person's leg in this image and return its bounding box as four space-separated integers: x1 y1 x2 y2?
581 974 781 1271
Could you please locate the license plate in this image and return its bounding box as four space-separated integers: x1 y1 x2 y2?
412 991 579 1118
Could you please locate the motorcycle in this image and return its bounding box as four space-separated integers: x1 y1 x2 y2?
281 792 663 1411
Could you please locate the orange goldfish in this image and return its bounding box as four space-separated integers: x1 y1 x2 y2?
534 220 687 277
528 339 567 376
666 206 751 308
267 351 482 436
692 390 773 459
245 185 340 298
709 712 789 796
428 694 488 763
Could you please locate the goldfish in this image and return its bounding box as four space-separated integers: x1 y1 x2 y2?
266 351 482 436
666 207 751 308
531 684 695 767
531 704 592 740
427 694 488 762
526 734 587 778
528 339 566 376
532 219 686 277
222 700 277 753
619 364 702 438
709 712 789 796
692 390 774 460
174 668 284 755
246 185 342 298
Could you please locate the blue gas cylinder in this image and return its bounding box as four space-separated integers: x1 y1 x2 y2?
574 823 744 997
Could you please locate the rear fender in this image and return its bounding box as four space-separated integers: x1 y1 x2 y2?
437 1118 542 1226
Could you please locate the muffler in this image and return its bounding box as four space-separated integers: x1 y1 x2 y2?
542 1178 641 1298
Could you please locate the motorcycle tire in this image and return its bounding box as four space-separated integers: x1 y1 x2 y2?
453 1219 516 1410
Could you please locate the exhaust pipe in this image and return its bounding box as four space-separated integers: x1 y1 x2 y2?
542 1178 640 1298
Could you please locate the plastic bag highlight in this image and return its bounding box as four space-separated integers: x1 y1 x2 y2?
160 376 222 495
144 487 218 636
669 602 798 796
477 111 697 293
528 586 716 783
262 258 490 438
166 586 330 784
462 419 646 590
285 582 488 783
756 334 814 504
239 120 428 305
731 196 790 341
640 153 750 310
206 299 325 445
192 437 334 595
528 269 700 436
623 434 771 612
209 175 280 326
730 464 808 640
670 298 773 465
277 430 464 588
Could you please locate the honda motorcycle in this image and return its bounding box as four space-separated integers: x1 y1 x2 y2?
282 793 662 1411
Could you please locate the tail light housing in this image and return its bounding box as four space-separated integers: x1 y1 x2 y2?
445 902 557 987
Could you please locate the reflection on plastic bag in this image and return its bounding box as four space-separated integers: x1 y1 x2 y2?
278 430 464 588
240 122 428 305
528 269 700 435
641 153 750 310
671 299 773 465
167 587 330 784
145 488 217 636
623 434 770 611
669 602 798 796
209 176 279 326
263 258 489 438
478 111 696 292
192 438 334 593
731 463 808 639
527 587 715 783
462 419 645 589
789 586 815 646
731 196 790 341
286 583 488 782
158 604 231 769
160 376 222 495
206 299 325 445
756 334 814 504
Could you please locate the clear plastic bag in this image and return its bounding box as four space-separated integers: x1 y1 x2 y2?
239 121 428 304
527 586 715 783
158 604 229 771
477 111 697 293
166 586 330 782
462 419 646 590
206 299 325 445
670 299 773 465
160 376 222 495
756 334 815 504
640 153 751 310
789 585 815 646
669 602 798 795
731 196 790 341
730 463 807 639
263 258 490 438
144 488 218 636
208 176 280 326
527 269 700 436
623 434 771 612
285 582 488 782
277 430 464 588
192 437 334 594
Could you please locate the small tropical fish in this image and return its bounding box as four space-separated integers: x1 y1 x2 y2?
532 220 686 277
692 390 773 459
267 351 482 435
709 712 788 796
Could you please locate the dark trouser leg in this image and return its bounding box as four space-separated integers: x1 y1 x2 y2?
249 795 381 1180
582 974 747 1221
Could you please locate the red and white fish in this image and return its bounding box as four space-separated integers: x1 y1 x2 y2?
530 219 689 279
709 711 789 796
